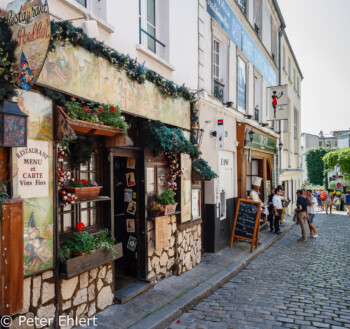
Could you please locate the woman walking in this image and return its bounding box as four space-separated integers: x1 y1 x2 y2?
321 189 326 211
325 189 334 214
344 191 350 215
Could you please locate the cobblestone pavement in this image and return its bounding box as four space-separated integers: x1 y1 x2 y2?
168 212 350 329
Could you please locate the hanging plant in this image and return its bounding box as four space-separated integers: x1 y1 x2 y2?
192 159 218 180
144 121 200 160
0 18 19 98
165 151 182 190
69 136 97 168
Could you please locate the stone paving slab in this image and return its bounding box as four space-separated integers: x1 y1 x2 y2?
78 215 295 329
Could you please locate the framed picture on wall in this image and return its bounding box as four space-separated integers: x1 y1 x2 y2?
126 172 136 187
127 157 136 169
126 218 135 233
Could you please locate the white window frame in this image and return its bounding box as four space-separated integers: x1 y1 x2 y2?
213 39 220 81
237 56 247 114
139 0 158 54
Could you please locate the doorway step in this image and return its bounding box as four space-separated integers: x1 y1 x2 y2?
114 280 153 304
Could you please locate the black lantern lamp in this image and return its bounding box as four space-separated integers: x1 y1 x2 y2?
192 126 204 146
0 99 28 147
279 142 283 151
248 129 255 143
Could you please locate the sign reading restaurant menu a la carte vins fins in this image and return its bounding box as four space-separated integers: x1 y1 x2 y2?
16 139 49 198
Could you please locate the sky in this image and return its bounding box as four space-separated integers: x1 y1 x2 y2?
278 0 350 136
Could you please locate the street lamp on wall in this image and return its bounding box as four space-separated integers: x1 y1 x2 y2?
0 99 28 147
279 142 283 151
192 127 204 146
248 129 255 143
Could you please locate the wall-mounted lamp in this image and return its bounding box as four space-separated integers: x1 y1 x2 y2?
248 129 255 143
210 130 217 137
260 122 269 127
0 99 28 147
192 127 204 146
60 13 99 38
244 114 253 119
279 142 283 151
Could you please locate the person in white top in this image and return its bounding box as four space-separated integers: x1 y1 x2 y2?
250 177 262 203
272 187 285 235
306 189 318 238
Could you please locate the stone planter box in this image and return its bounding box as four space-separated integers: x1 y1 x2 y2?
59 243 123 279
63 186 102 201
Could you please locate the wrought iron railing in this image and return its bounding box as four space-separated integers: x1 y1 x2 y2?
139 27 165 55
213 79 225 103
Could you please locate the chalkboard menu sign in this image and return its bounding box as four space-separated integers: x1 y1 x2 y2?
230 199 261 253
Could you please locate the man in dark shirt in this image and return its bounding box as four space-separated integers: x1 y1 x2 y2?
268 188 275 232
295 190 309 241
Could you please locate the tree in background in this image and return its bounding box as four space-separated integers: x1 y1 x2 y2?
323 148 350 180
306 148 333 185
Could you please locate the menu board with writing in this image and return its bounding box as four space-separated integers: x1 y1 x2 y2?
230 199 261 253
155 216 169 250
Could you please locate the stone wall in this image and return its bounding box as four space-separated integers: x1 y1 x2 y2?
11 270 56 329
147 215 177 281
59 263 113 329
147 216 202 281
10 264 113 329
175 223 201 275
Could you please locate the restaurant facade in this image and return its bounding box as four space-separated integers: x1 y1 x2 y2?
0 1 212 325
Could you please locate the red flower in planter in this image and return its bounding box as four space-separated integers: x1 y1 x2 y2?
76 222 85 232
110 106 116 113
94 110 98 114
100 108 105 113
82 179 88 186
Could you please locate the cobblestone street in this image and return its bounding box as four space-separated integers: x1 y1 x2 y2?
169 212 350 329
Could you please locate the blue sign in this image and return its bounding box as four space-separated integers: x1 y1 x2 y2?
206 0 277 86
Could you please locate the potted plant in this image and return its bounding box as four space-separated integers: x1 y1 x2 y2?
59 223 123 279
155 189 177 215
63 179 102 201
149 200 163 217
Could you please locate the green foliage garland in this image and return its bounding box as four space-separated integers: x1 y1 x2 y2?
192 159 218 180
144 120 200 160
306 147 334 185
0 18 18 98
49 21 197 104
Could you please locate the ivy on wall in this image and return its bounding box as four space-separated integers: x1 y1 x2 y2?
0 18 18 98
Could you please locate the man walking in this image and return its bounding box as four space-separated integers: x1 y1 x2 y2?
273 187 284 235
306 189 318 238
295 190 309 241
268 188 275 232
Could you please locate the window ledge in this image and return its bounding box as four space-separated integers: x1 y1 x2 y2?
136 44 175 72
59 0 114 33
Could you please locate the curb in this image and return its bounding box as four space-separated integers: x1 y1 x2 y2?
129 222 296 329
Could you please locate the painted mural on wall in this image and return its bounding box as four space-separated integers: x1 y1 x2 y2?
6 0 50 91
12 90 53 276
38 43 191 130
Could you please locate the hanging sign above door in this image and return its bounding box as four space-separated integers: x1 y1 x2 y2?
6 0 50 91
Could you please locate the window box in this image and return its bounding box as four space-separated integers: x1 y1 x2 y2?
59 243 123 279
58 106 125 137
63 186 102 202
161 202 178 216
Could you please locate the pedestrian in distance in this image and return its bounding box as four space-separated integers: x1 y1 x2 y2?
320 189 326 211
306 189 318 238
273 187 285 235
312 189 317 198
295 190 309 241
325 189 334 214
344 190 350 215
317 189 322 210
268 188 275 232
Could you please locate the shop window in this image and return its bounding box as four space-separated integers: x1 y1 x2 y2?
58 153 100 234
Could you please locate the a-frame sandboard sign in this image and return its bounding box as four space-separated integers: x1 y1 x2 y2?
229 199 261 253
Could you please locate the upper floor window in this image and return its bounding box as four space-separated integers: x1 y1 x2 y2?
236 0 247 15
213 38 226 102
288 58 291 79
282 46 286 69
237 56 247 113
139 0 157 53
254 0 262 39
213 40 220 81
254 74 262 122
319 140 323 147
294 109 298 139
75 0 87 7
